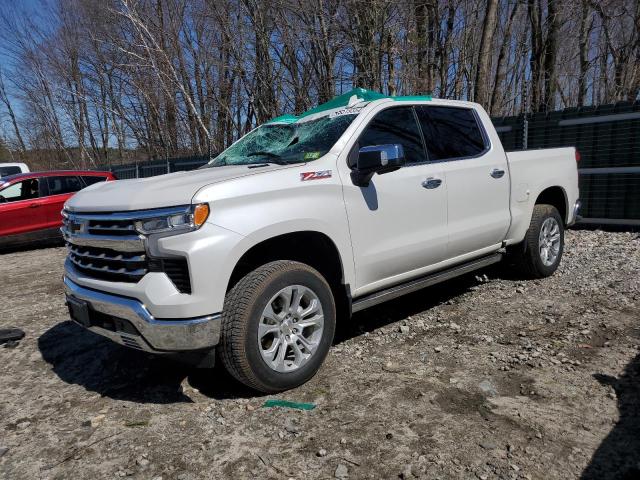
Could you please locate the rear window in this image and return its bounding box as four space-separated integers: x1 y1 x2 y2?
81 175 109 187
0 166 21 177
47 176 84 195
416 106 487 161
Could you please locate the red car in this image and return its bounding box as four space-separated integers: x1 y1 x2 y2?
0 170 116 248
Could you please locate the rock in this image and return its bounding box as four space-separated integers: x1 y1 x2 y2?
434 346 443 353
334 463 349 479
385 432 394 440
317 448 327 457
284 418 300 434
479 440 497 450
400 464 413 479
16 421 30 430
382 362 404 373
84 414 106 428
0 447 8 458
478 380 498 397
399 325 410 334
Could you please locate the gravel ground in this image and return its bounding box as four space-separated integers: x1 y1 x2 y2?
1 229 639 480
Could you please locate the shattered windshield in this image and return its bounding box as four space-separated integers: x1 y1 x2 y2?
205 114 358 167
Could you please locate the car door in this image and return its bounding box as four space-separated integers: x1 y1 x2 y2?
416 105 511 259
0 178 47 236
341 105 448 296
41 175 85 229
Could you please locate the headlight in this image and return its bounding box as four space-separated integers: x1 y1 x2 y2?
135 204 209 235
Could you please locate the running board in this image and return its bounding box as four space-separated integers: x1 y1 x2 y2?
351 253 503 313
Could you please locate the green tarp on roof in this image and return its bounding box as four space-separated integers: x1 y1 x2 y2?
267 88 432 124
298 88 387 119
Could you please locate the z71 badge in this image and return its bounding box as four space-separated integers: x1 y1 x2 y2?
300 170 332 181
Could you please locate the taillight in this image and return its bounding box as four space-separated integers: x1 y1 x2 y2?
575 149 581 163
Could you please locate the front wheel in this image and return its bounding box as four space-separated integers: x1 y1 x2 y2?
510 204 564 278
219 260 336 393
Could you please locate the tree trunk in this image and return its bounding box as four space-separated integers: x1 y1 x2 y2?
474 0 499 106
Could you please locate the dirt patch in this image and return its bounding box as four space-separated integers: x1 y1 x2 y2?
1 229 639 479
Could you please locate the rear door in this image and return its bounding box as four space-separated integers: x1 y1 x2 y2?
0 178 46 236
41 175 85 229
415 105 510 258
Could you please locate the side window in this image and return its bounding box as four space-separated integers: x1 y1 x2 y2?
416 106 487 161
81 175 108 187
47 176 84 195
0 179 40 202
357 106 426 164
0 166 21 177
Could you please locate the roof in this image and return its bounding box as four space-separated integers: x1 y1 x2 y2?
0 170 113 184
266 88 433 124
0 162 29 168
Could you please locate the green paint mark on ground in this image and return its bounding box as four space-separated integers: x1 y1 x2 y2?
262 399 316 410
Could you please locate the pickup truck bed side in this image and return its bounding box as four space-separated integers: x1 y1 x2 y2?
505 148 580 243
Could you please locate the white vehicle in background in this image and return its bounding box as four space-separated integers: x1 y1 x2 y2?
61 88 580 392
0 162 29 177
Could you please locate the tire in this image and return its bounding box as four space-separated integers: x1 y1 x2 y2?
511 204 564 278
219 260 336 393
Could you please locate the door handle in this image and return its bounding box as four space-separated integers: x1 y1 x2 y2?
422 177 442 189
28 203 41 208
490 168 505 179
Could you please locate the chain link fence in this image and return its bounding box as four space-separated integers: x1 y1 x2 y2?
97 102 640 226
97 155 210 180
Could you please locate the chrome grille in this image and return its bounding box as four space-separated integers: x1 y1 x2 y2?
86 220 137 236
67 244 147 282
62 209 192 292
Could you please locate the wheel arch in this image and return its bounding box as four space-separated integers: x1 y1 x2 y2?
534 185 569 225
226 230 352 319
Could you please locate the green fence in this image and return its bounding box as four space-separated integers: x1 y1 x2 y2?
493 101 640 225
98 155 210 180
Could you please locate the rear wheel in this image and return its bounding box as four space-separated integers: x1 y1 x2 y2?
511 204 564 278
219 260 336 393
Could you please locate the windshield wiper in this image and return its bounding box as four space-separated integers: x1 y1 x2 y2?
247 150 281 159
245 151 288 165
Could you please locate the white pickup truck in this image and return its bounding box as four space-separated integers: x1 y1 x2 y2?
62 89 580 392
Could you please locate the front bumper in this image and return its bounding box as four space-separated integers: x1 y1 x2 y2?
64 276 221 353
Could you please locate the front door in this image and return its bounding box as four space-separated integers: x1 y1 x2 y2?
0 178 47 237
341 106 448 296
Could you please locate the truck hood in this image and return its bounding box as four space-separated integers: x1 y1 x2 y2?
65 164 289 212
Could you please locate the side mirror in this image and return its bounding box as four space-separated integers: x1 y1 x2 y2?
350 144 406 187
